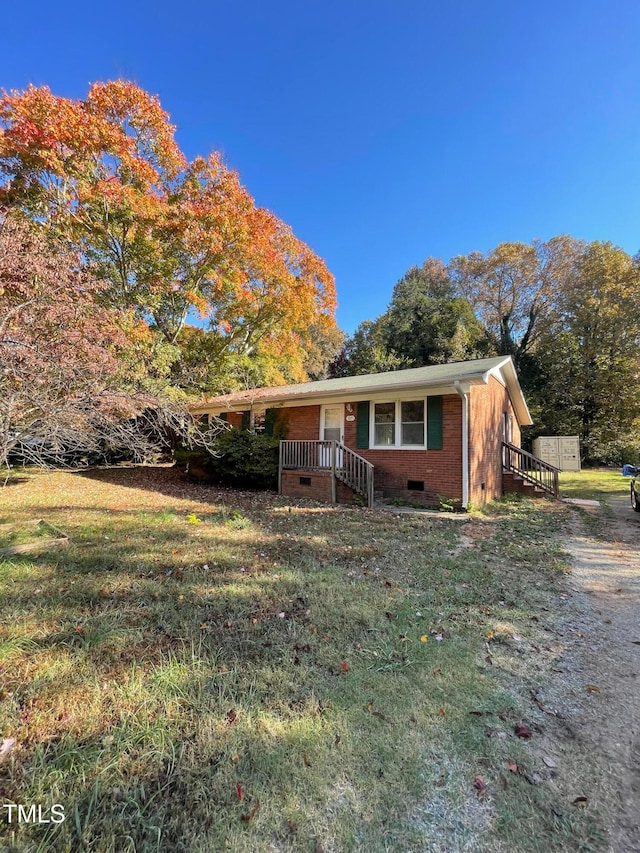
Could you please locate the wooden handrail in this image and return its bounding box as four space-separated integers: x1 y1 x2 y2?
502 441 560 498
279 440 375 507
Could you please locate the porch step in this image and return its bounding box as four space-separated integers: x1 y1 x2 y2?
502 471 546 498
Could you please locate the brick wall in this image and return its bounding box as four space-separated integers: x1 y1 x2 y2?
278 396 463 506
280 470 360 505
468 376 521 505
280 470 332 502
341 395 463 506
276 405 320 441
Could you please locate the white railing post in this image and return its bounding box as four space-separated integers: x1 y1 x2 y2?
330 441 337 504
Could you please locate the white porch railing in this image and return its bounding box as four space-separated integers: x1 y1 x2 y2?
279 440 374 507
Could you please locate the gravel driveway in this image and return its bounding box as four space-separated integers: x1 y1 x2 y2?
551 494 640 851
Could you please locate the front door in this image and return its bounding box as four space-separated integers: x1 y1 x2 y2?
320 405 344 467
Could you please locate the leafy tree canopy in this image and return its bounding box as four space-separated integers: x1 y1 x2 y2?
0 82 340 393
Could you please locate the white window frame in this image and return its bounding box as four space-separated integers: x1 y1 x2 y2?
370 397 426 450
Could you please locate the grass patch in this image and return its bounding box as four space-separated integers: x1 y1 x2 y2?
0 468 603 851
559 468 629 503
0 518 65 545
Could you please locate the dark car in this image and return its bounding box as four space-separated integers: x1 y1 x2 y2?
630 471 640 512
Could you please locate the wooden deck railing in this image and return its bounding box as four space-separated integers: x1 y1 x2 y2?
279 440 374 507
502 441 560 498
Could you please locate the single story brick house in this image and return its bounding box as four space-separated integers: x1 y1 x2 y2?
191 356 546 509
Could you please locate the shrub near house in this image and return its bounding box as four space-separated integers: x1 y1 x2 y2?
177 430 280 490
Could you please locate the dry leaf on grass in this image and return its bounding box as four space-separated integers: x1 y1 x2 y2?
241 799 260 822
0 737 16 763
473 775 487 796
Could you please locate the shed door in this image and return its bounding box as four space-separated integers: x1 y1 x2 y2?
559 437 580 471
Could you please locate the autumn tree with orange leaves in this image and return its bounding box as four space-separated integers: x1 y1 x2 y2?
0 81 339 392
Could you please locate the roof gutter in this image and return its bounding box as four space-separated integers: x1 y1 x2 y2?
454 380 470 509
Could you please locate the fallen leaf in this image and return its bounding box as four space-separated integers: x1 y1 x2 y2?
572 796 588 807
514 722 533 739
226 709 238 726
473 775 487 794
340 661 349 673
585 684 600 694
439 707 446 717
507 761 519 774
302 753 311 767
236 783 243 802
542 756 557 768
0 738 16 763
241 799 260 822
420 634 429 643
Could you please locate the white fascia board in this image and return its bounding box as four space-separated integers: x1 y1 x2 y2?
487 358 533 426
193 378 493 415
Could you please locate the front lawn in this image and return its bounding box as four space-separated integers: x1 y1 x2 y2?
0 468 602 851
559 468 629 503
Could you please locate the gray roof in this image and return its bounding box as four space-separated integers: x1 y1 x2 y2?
192 356 532 424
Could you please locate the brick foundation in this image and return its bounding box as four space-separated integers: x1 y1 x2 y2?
280 470 359 504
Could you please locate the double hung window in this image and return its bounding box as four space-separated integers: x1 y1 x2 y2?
373 400 425 448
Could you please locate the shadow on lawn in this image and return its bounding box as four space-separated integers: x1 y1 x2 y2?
73 463 275 508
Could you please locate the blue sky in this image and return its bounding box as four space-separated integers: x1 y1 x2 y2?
3 0 640 333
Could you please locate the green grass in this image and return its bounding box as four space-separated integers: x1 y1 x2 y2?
0 519 64 549
0 468 604 852
559 467 630 503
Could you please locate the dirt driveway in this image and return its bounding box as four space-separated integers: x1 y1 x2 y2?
549 495 640 851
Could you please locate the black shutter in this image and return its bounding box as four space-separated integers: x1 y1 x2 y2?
427 396 443 450
264 408 275 436
356 401 370 449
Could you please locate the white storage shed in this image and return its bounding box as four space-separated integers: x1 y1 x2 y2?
532 436 581 472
